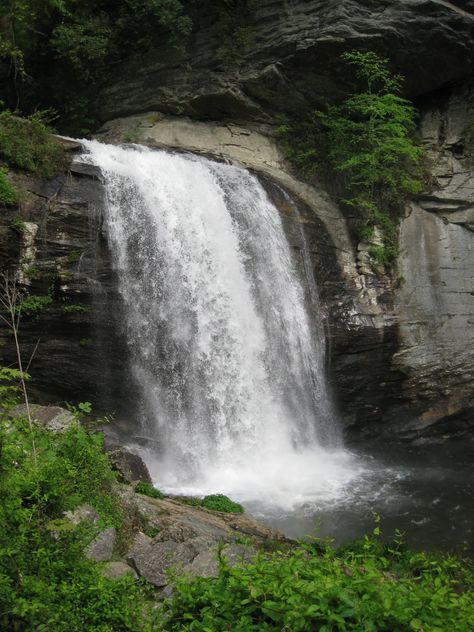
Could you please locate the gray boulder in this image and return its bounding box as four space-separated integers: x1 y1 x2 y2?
14 404 76 432
185 544 257 579
106 445 153 484
85 527 116 562
64 504 100 526
102 561 138 580
126 532 195 587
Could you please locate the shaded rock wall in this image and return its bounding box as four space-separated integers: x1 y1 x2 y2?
0 144 133 412
98 0 474 123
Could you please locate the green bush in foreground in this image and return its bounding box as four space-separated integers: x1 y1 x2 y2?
162 538 474 631
0 416 156 631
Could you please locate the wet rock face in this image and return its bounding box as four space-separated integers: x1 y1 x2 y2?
98 0 474 124
0 144 133 412
389 82 474 441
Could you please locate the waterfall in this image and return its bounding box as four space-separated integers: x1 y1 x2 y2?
81 141 360 510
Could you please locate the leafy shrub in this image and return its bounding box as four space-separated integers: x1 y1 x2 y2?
0 414 158 631
0 167 17 205
279 51 424 266
0 110 64 178
0 366 28 410
135 481 164 499
15 293 53 316
162 537 474 631
65 400 93 419
200 494 244 514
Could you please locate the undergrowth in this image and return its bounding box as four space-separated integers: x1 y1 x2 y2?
0 109 64 208
0 110 64 179
162 535 474 631
0 410 159 630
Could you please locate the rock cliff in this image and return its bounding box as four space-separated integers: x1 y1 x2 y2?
98 0 474 123
1 1 473 443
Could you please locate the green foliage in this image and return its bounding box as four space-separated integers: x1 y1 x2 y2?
10 216 26 232
0 0 193 133
200 494 244 514
0 168 17 206
0 110 64 178
162 536 474 631
0 366 29 410
135 481 164 499
0 416 157 631
279 51 424 266
65 400 93 419
61 303 90 314
15 293 53 316
21 264 42 280
177 493 244 513
66 250 82 262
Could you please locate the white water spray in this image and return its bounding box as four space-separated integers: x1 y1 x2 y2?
81 141 363 510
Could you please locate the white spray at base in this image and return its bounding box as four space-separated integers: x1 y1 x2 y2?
81 141 367 511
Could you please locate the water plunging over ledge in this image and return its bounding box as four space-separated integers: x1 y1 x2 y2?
77 141 474 556
80 140 370 509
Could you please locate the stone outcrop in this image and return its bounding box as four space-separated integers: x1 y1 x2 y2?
105 444 153 484
390 82 474 441
120 490 289 588
85 527 116 562
13 403 76 432
97 1 474 125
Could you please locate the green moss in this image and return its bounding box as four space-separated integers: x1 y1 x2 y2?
66 250 83 263
0 110 64 178
200 494 244 514
9 216 26 233
21 264 42 279
135 481 164 499
62 303 90 314
0 168 17 206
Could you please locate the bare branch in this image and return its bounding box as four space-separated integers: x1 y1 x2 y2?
0 272 37 465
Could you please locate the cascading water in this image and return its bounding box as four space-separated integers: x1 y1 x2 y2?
81 141 363 510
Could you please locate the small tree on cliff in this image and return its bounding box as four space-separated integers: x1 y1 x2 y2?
279 51 424 265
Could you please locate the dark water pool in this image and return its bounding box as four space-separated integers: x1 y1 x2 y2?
248 441 474 558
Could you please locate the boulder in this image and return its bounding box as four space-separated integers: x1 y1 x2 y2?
102 561 138 580
85 527 116 562
98 1 474 123
105 444 153 484
126 533 196 587
14 404 76 432
64 504 100 526
184 544 257 579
